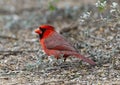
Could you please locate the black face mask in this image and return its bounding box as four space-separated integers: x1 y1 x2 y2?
39 28 46 39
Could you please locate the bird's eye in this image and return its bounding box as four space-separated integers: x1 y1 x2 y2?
39 27 42 30
40 28 46 32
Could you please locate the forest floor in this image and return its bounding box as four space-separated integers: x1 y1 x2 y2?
0 0 120 85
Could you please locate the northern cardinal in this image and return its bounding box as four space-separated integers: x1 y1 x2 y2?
35 25 96 65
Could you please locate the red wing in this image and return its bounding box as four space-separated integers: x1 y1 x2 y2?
44 32 76 51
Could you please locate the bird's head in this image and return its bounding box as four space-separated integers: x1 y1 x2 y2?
35 25 55 38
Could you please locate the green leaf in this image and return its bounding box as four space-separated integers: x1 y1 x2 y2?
49 4 56 11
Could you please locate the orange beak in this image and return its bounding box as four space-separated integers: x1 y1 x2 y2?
34 28 42 34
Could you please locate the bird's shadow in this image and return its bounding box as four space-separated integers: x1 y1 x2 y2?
44 59 95 74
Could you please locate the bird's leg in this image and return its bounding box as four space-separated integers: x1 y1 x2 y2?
63 55 68 62
64 58 66 62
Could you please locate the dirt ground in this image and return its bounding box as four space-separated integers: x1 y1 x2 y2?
0 0 120 85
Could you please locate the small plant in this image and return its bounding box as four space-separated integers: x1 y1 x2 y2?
110 2 120 18
96 0 107 12
48 0 59 11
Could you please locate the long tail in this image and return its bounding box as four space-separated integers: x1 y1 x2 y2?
62 51 96 65
73 53 96 65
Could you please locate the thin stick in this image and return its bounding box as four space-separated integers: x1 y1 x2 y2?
0 50 38 55
0 35 18 40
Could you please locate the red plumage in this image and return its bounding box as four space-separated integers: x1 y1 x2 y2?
35 25 96 65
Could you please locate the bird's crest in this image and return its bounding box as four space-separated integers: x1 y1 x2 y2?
39 25 54 30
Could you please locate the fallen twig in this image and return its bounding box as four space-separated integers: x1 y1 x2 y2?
0 7 41 15
0 50 38 55
0 35 18 40
60 22 78 34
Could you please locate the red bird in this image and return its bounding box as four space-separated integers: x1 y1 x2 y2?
35 25 96 65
